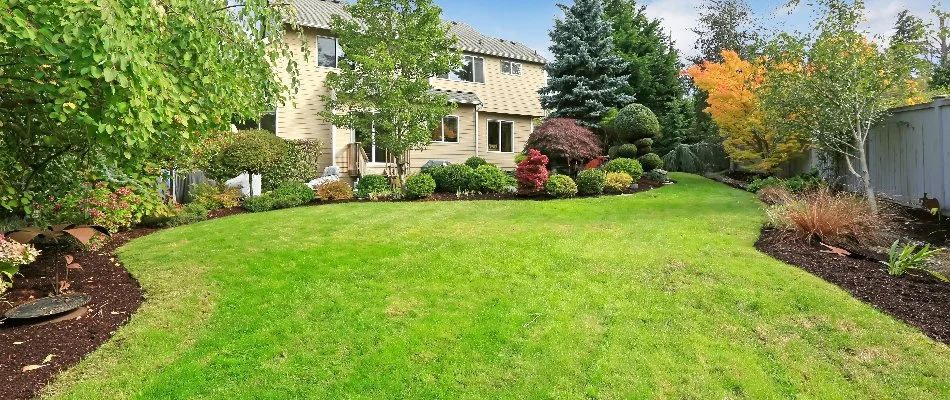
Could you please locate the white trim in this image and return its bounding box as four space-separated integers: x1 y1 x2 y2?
486 119 515 153
430 115 461 143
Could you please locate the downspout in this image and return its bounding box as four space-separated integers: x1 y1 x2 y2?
331 125 337 167
475 105 481 157
937 96 949 214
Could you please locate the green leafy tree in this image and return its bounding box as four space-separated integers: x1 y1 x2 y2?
320 0 459 188
603 0 685 118
540 0 634 126
0 0 306 213
760 0 926 213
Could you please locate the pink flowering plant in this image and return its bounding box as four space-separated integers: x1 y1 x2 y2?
0 233 40 294
35 182 155 234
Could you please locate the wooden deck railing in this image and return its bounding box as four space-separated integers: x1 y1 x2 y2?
346 143 369 178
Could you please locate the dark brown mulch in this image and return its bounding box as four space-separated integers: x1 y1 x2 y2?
756 228 950 345
885 201 950 246
0 230 150 400
208 206 247 220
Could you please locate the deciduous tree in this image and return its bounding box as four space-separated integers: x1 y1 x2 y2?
320 0 459 189
686 50 808 172
0 0 304 213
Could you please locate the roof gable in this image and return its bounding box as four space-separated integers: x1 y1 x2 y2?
289 0 547 64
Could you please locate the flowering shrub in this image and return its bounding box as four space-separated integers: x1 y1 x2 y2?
36 182 151 233
545 174 577 198
516 149 550 193
0 234 40 294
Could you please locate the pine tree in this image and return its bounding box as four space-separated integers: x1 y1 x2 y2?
540 0 634 126
691 0 758 64
603 0 684 115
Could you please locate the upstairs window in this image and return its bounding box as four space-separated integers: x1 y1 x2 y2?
439 55 485 83
431 116 459 143
487 120 514 153
501 60 522 76
317 36 345 68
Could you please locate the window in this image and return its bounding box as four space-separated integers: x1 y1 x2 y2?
431 116 459 143
317 36 345 68
439 55 485 83
501 60 522 76
487 120 514 153
234 110 277 134
356 124 391 163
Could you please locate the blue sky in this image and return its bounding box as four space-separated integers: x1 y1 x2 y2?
436 0 940 63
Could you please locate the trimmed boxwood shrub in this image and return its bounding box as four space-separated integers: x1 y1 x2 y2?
576 169 607 195
603 158 644 181
472 164 509 193
613 103 660 141
617 143 639 159
465 156 489 169
243 194 275 213
605 172 633 192
634 138 654 156
168 203 209 226
638 153 664 172
405 173 436 199
316 181 353 201
432 164 475 193
546 174 578 198
272 182 315 209
356 174 391 198
607 145 622 159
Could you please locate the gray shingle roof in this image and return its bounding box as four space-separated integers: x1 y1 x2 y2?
430 89 482 106
289 0 547 64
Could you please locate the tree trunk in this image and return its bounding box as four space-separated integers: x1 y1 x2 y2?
395 156 408 192
249 173 255 197
856 144 878 215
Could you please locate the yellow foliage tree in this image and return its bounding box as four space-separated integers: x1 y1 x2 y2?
685 50 809 172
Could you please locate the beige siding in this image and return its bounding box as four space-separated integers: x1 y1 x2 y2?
430 56 546 117
276 28 543 176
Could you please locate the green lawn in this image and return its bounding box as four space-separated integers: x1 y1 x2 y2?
46 174 950 399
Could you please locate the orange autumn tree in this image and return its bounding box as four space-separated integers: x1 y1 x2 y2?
685 50 809 172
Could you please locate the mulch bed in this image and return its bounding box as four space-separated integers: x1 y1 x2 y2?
757 227 950 345
0 230 150 400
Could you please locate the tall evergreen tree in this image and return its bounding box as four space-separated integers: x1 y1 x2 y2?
540 0 634 126
691 0 758 64
603 0 684 114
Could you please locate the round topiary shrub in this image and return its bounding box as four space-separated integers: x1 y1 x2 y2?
617 143 639 159
243 194 275 213
433 164 475 193
272 182 315 209
405 173 436 199
607 145 622 159
605 172 633 192
634 138 654 156
356 174 391 198
472 164 509 193
575 169 607 195
316 181 353 201
465 156 489 169
545 174 578 198
211 130 287 194
613 104 660 141
603 158 644 181
638 153 664 172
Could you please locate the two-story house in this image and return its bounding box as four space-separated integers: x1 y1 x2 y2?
272 0 547 180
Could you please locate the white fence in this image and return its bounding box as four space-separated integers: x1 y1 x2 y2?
786 96 950 213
